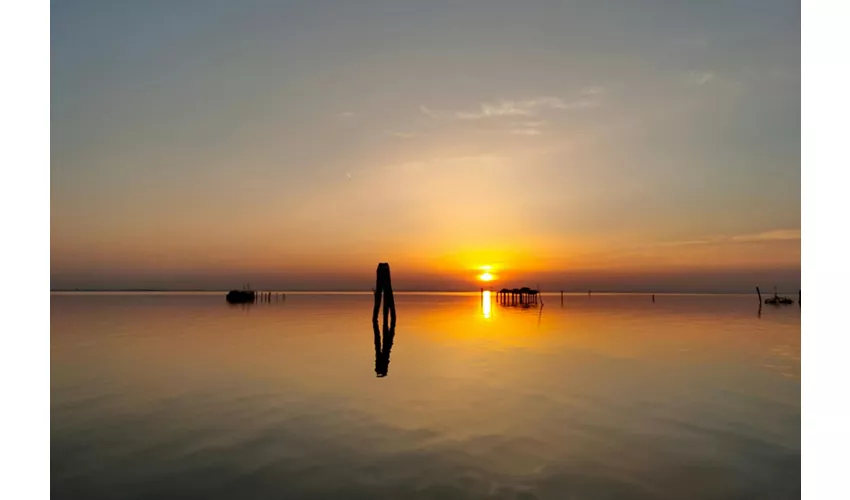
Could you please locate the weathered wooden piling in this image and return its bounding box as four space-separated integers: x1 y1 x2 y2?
756 286 762 304
372 263 397 326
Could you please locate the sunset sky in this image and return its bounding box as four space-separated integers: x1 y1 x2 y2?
51 0 800 292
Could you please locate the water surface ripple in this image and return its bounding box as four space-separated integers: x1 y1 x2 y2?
52 292 800 499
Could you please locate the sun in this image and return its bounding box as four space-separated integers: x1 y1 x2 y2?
477 265 496 282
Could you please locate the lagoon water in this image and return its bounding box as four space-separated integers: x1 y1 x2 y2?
51 292 800 499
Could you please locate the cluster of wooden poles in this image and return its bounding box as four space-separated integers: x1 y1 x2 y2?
225 289 285 304
255 292 285 303
494 287 540 306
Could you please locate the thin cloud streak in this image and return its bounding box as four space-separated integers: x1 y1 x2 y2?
686 71 716 86
420 91 604 120
509 128 542 136
581 86 606 96
730 229 800 242
656 229 800 248
385 130 416 138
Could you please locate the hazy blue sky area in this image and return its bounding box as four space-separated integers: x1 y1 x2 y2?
51 0 800 291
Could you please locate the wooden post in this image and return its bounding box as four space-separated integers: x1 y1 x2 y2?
373 263 396 327
756 286 762 304
652 294 655 303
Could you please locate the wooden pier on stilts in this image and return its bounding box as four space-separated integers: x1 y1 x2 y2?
225 285 285 305
496 287 540 307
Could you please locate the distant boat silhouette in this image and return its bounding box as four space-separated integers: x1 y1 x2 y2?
763 287 793 305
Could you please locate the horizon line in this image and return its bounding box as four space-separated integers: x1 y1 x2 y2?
49 288 797 295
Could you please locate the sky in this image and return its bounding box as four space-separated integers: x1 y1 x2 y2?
51 0 800 292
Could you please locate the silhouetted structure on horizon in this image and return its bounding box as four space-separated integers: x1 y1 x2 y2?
226 290 255 304
225 287 284 305
757 286 795 306
497 287 540 307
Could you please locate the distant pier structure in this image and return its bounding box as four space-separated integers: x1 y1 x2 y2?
225 285 285 305
226 289 255 304
497 287 540 306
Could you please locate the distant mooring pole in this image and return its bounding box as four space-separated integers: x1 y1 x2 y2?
372 263 397 327
560 290 564 307
756 286 762 304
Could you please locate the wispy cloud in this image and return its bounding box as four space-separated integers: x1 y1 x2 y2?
657 229 800 247
389 154 507 172
509 120 547 136
581 86 606 96
682 70 745 94
685 70 716 86
730 229 800 242
421 91 603 121
509 128 543 136
385 130 416 139
655 239 713 247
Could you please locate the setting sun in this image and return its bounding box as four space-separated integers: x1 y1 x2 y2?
478 272 494 282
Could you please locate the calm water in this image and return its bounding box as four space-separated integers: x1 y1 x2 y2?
52 292 800 500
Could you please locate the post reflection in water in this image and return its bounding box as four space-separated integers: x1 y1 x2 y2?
482 290 491 319
373 318 397 378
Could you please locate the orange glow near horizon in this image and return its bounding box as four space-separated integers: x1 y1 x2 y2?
478 272 494 282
